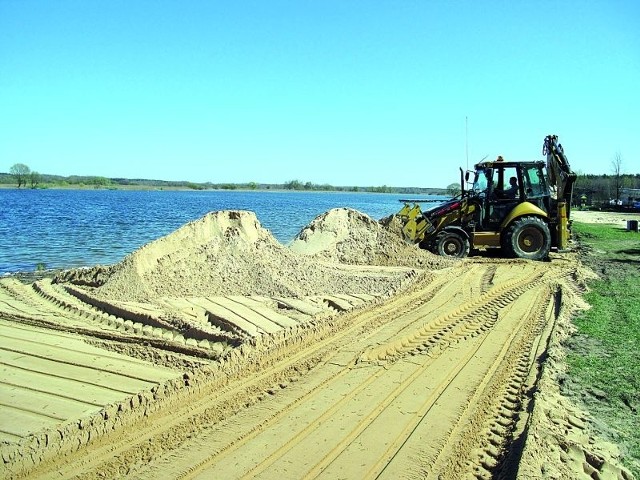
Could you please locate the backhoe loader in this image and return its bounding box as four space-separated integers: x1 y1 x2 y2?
398 135 576 260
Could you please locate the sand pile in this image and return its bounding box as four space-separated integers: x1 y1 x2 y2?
78 210 410 302
289 208 452 269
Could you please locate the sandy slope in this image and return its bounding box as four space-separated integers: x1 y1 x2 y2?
0 209 633 479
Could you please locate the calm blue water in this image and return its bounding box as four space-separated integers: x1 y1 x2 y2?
0 189 444 274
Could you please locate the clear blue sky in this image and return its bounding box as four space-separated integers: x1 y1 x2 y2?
1 1 638 188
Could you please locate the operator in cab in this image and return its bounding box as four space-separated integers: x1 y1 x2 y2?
504 177 518 199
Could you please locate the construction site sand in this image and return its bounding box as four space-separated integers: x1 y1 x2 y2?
1 209 635 479
1 208 447 477
289 207 452 269
57 209 447 304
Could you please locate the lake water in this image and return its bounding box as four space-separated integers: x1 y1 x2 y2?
0 189 445 275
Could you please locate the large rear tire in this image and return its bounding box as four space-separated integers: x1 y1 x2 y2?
435 231 470 258
504 216 551 260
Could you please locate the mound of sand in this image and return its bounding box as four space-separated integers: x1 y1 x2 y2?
289 208 453 269
80 210 414 302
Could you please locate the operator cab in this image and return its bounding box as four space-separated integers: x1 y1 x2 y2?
470 160 550 229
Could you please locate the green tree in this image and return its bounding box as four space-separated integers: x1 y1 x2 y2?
10 163 30 187
284 180 303 190
29 171 41 189
446 182 461 197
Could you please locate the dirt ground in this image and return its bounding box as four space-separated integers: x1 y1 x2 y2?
0 208 636 479
570 209 639 228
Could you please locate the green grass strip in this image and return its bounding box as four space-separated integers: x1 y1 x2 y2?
567 222 640 475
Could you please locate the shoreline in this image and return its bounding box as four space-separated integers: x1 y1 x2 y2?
0 183 448 195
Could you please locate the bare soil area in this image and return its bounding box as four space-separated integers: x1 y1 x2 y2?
571 209 639 227
0 209 633 479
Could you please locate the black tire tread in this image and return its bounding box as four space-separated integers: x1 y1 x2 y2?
435 230 470 258
504 216 551 261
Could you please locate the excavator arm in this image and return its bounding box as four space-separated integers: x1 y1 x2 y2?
543 134 577 211
543 134 577 249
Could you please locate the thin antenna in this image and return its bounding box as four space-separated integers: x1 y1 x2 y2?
465 116 469 171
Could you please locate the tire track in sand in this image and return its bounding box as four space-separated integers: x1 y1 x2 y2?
155 266 549 479
19 270 441 479
20 263 565 479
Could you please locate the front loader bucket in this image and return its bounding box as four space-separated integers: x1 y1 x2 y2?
398 203 423 221
403 219 419 241
402 216 432 243
398 203 428 243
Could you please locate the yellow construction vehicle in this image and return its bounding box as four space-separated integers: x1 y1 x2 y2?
398 135 577 260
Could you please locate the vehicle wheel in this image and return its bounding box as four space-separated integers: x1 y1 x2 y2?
435 231 470 258
504 216 551 260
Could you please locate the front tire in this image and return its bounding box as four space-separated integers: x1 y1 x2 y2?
504 216 551 260
435 231 470 258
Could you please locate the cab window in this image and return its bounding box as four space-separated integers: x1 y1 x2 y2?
472 169 490 194
522 166 547 198
499 167 518 197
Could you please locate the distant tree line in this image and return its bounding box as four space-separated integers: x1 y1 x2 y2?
0 166 445 194
282 179 403 193
575 173 640 205
5 162 637 204
572 152 640 207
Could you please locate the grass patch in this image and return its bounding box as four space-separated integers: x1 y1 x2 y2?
566 222 640 475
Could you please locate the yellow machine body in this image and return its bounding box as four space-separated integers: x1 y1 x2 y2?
395 135 576 260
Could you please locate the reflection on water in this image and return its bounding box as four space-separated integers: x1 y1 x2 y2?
0 189 444 274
